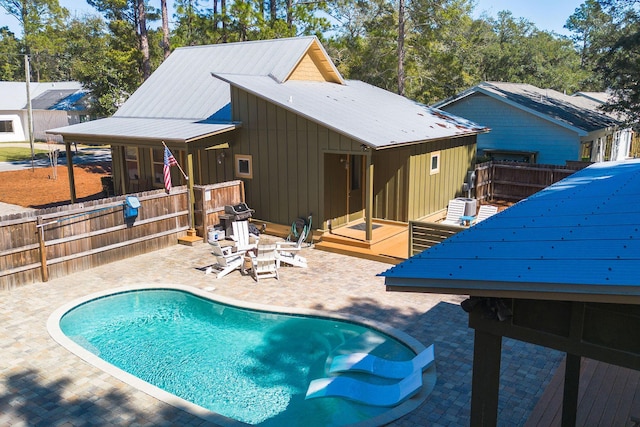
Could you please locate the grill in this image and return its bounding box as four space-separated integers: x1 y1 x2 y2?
224 203 254 221
220 203 255 237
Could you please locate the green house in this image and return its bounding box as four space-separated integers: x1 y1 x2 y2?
49 37 486 237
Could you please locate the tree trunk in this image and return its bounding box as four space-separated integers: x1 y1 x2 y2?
398 0 406 96
270 0 277 23
221 0 227 42
213 0 218 29
137 0 151 80
286 0 293 29
161 0 170 59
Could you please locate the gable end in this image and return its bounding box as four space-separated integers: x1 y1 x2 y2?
286 39 343 84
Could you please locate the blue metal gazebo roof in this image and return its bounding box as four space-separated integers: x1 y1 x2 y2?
382 160 640 303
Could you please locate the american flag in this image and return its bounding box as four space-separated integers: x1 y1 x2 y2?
163 146 178 192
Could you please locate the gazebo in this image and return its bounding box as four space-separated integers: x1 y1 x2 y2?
382 160 640 426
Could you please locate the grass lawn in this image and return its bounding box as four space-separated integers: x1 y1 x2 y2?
0 147 53 162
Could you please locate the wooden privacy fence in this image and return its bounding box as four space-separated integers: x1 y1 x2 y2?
474 161 586 202
193 180 245 241
0 180 245 290
0 188 188 290
409 221 464 257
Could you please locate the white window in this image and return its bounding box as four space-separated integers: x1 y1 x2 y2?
235 154 253 179
430 151 440 175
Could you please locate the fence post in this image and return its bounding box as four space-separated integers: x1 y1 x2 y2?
36 217 48 282
199 187 208 243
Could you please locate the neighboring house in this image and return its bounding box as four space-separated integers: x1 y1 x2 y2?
49 37 486 234
433 81 633 165
0 81 91 143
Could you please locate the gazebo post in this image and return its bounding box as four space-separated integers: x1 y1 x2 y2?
562 353 580 427
470 329 502 426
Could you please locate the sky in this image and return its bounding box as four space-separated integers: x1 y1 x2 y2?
473 0 583 36
0 0 584 37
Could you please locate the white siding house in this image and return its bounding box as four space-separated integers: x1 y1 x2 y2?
434 82 629 165
0 81 90 143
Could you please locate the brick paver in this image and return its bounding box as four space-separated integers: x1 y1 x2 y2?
1 236 562 426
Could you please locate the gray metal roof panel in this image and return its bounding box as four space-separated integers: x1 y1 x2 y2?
382 159 640 300
215 74 486 148
434 81 620 133
47 117 236 143
114 37 318 120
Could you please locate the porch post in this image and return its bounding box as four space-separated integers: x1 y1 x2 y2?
64 141 77 203
187 152 196 235
118 146 127 195
365 153 373 241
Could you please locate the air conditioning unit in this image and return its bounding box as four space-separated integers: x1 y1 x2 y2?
455 197 477 217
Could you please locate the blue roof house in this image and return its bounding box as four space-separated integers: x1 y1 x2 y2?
0 81 90 143
433 82 632 165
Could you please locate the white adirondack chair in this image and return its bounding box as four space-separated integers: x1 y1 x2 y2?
248 244 279 282
441 199 467 225
207 242 246 279
231 220 259 252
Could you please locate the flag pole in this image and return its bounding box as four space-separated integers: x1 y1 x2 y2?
162 141 196 237
162 141 188 180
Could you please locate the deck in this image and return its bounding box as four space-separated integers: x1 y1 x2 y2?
314 219 409 264
253 218 410 265
525 357 640 426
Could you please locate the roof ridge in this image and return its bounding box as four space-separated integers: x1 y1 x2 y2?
174 36 316 52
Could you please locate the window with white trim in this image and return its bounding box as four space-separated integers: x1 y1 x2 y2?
430 151 440 175
235 154 253 179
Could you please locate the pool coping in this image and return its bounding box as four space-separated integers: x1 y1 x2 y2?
47 283 435 427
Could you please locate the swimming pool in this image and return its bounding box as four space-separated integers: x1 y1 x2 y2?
48 285 434 426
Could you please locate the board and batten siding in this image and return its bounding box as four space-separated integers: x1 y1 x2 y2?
230 87 363 227
443 93 581 165
231 87 477 227
372 136 475 222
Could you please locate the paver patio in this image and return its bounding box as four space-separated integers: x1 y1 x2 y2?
0 236 562 426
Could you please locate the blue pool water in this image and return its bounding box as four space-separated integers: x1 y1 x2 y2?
58 289 417 426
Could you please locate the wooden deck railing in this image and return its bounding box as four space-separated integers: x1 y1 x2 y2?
409 221 464 257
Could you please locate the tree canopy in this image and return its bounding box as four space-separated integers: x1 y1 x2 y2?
0 0 637 122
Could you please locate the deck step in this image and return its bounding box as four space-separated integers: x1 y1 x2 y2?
320 233 373 249
314 240 403 265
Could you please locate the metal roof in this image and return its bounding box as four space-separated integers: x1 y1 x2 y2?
51 37 325 143
382 159 640 303
114 36 324 120
214 74 487 148
48 117 237 143
0 81 84 110
572 91 611 104
434 82 620 135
